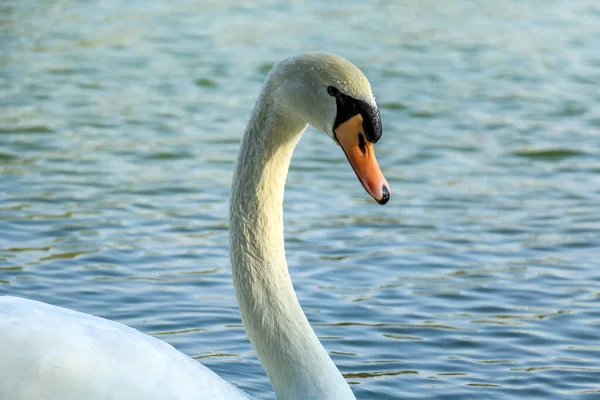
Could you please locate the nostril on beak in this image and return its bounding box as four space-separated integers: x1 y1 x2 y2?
378 185 390 205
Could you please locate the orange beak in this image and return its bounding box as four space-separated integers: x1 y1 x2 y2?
335 114 391 205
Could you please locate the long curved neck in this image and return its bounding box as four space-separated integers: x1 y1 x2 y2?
229 86 355 400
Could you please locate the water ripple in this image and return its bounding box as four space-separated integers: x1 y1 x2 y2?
2 0 600 399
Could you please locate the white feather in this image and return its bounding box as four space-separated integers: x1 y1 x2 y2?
0 296 251 400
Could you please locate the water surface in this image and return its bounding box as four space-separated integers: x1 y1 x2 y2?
1 1 600 399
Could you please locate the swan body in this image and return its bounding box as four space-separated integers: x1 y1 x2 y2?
0 52 390 400
0 296 251 400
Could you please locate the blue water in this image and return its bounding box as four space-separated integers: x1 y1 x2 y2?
1 1 600 398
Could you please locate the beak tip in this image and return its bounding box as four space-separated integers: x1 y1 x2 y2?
377 184 390 205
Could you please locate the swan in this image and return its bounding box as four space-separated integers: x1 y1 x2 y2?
0 52 390 400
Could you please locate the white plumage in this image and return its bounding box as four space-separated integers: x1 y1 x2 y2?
0 296 251 399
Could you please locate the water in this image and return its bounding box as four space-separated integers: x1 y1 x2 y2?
1 1 600 398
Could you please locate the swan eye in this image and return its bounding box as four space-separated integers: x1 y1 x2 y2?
327 86 339 97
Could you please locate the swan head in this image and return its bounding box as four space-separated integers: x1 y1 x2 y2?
270 52 391 205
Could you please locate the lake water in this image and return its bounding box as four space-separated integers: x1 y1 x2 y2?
1 1 600 399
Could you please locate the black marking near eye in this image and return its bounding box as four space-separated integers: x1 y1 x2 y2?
358 132 366 155
327 86 339 96
331 90 382 143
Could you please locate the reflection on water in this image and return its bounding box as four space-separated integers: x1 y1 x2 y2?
2 0 600 399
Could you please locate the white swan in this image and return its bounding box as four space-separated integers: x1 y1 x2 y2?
0 52 390 400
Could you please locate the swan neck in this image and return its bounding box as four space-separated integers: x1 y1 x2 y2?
229 89 355 399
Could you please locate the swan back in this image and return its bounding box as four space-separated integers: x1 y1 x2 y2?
0 296 252 400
